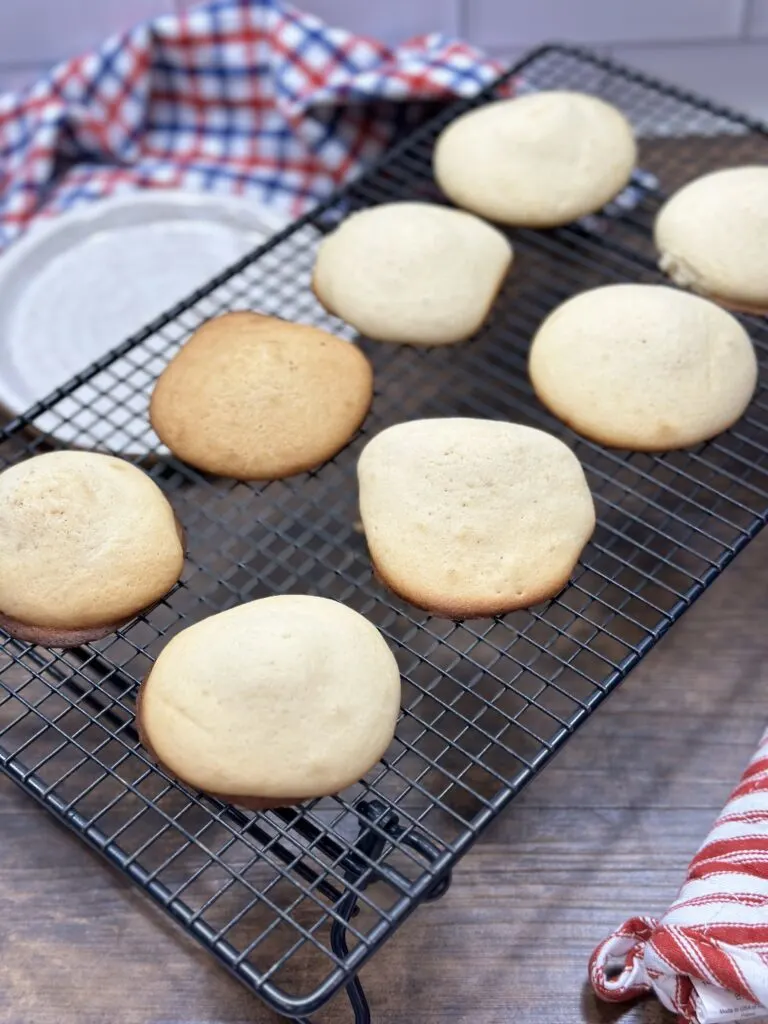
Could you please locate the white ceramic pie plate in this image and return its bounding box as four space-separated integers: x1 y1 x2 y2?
0 190 290 454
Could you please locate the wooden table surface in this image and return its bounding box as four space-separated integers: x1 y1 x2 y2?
2 532 767 1024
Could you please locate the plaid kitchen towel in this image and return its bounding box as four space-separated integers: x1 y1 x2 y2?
590 726 768 1024
0 0 502 251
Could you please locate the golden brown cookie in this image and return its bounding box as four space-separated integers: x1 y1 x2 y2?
0 451 184 647
433 91 637 228
654 166 768 313
150 311 373 479
529 284 757 451
312 201 513 345
137 596 402 807
357 418 595 618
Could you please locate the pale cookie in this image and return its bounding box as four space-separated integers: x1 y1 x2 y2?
357 418 595 618
0 451 184 647
529 284 757 451
433 91 637 228
312 201 513 345
137 596 402 807
655 166 768 313
150 311 373 480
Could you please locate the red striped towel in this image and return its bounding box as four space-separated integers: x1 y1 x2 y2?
590 727 768 1023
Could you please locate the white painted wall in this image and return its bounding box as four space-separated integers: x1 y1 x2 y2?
1 0 766 120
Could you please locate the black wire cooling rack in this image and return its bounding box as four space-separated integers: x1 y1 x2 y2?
2 44 768 1023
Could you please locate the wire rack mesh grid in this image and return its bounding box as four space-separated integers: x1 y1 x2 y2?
1 44 768 1020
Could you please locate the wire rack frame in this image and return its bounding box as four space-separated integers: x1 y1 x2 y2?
1 43 768 1021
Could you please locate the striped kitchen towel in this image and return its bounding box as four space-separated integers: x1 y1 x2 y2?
590 727 768 1023
0 0 502 251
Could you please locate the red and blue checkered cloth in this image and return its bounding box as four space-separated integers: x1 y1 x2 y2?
0 0 501 251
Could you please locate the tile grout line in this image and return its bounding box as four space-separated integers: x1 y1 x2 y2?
741 0 754 38
457 0 468 41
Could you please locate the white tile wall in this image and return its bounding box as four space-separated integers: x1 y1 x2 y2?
0 0 171 64
299 0 459 45
612 41 768 120
745 0 768 35
466 0 746 48
0 0 767 122
0 66 48 97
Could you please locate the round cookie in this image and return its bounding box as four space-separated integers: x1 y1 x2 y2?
529 283 757 451
357 418 595 618
433 91 637 228
654 166 768 313
312 201 513 345
137 596 402 806
150 312 373 480
0 451 184 646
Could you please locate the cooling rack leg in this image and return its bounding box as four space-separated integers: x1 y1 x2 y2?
357 798 453 904
289 891 372 1023
424 870 452 902
331 891 372 1024
301 805 393 1024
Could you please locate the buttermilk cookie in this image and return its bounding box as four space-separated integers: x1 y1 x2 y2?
312 201 513 345
0 451 184 646
655 166 768 313
150 311 373 480
529 283 757 451
138 596 402 807
357 418 595 618
433 91 637 228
